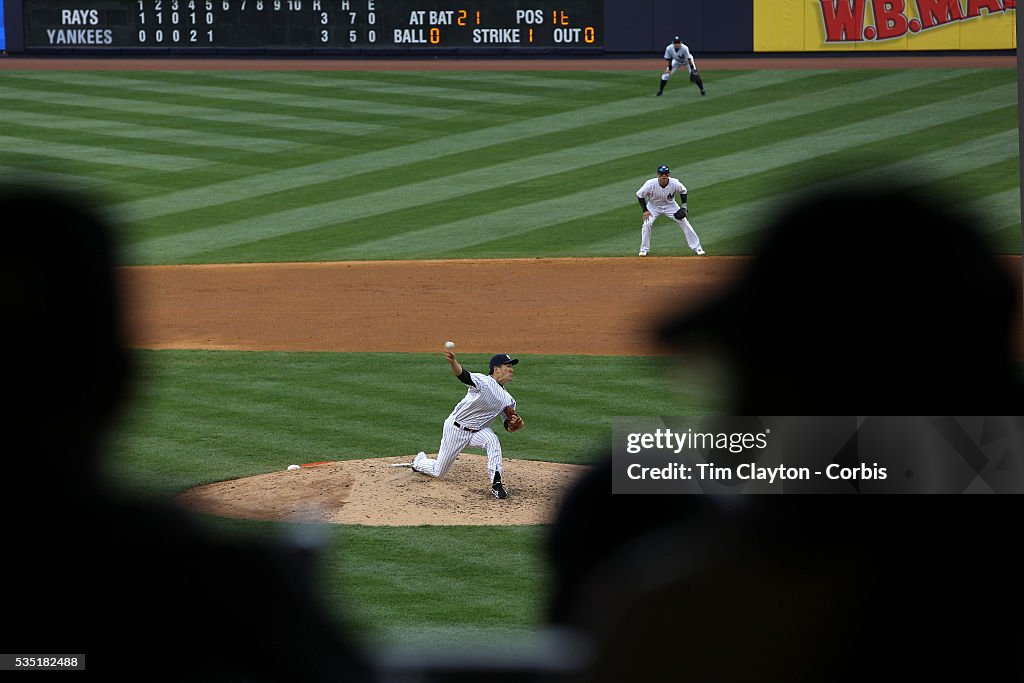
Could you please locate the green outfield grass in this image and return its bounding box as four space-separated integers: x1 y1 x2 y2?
105 349 727 645
0 67 1018 260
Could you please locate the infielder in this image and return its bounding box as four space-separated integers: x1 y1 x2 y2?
411 350 524 499
657 35 706 97
636 164 705 256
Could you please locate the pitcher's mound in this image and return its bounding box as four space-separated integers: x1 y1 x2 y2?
175 454 593 526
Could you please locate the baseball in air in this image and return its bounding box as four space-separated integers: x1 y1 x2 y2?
287 464 301 471
445 341 455 349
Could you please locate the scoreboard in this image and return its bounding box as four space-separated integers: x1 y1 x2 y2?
21 0 602 51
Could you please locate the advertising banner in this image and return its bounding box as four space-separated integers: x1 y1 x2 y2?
755 0 1016 51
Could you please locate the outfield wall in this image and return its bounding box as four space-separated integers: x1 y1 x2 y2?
603 0 754 53
0 0 1016 54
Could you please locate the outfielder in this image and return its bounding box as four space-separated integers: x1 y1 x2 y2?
637 164 705 256
657 35 706 97
411 350 524 499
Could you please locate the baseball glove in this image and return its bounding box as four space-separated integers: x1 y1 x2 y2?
673 204 688 220
503 406 525 432
689 68 700 83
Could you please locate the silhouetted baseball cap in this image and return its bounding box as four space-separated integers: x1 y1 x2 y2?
673 36 681 42
489 354 519 372
657 165 670 174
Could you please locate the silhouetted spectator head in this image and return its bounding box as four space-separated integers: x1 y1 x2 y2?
549 181 1024 683
2 186 130 483
658 182 1022 414
2 185 377 681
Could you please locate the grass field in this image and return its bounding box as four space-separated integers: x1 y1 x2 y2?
104 349 727 646
0 67 1018 260
1 66 1019 649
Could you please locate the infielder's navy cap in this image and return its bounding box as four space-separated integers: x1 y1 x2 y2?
489 354 519 372
673 36 681 42
658 165 670 174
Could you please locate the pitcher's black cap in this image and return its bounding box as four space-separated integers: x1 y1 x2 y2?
489 354 519 373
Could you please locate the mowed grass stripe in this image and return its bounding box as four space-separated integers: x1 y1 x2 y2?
576 126 1020 257
670 103 1018 247
80 70 551 143
188 71 987 259
417 67 791 96
311 81 1014 260
968 188 1022 226
424 71 617 92
204 68 752 111
111 68 824 223
0 99 400 199
0 107 307 153
0 81 392 138
390 73 1013 222
142 69 529 120
127 71 975 261
10 71 462 122
0 131 214 171
0 85 355 154
0 69 1013 260
200 71 544 106
115 68 822 227
587 113 1020 256
119 70 828 238
0 165 115 192
0 117 294 169
695 104 1017 222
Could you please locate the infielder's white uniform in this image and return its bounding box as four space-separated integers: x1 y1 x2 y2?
412 372 515 483
636 174 704 255
664 40 696 76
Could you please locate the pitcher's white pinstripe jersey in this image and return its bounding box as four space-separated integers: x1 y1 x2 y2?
449 373 516 430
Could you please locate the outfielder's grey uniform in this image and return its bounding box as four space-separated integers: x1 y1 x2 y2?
636 174 703 255
412 372 515 483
